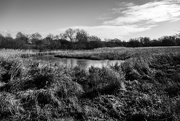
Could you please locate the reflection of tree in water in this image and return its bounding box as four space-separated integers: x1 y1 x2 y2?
64 59 75 68
70 59 74 68
71 59 78 68
63 59 88 69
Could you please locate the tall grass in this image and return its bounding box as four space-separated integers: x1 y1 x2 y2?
0 49 180 120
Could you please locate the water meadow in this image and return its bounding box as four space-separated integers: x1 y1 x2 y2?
0 47 180 121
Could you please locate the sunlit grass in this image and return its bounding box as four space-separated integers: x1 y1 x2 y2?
55 46 180 60
1 46 180 60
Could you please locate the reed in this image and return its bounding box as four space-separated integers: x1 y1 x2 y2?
0 48 180 120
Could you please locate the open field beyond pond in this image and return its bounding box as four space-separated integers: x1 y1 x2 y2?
1 46 180 60
55 46 180 60
0 47 180 121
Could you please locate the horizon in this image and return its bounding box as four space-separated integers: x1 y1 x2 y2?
0 0 180 41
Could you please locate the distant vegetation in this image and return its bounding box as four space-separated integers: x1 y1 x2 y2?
0 28 180 51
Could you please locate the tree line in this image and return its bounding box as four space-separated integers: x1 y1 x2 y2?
0 28 180 50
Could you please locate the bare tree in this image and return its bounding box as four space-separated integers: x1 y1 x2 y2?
63 28 76 42
54 35 60 40
59 33 66 39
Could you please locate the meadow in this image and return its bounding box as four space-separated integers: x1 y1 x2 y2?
0 47 180 121
55 46 180 60
2 46 180 60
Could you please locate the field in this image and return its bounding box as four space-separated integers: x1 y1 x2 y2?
0 47 180 121
2 46 180 60
55 46 180 60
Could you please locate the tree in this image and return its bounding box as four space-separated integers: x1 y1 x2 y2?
63 28 77 42
43 34 61 50
175 33 180 46
54 35 60 40
59 39 71 49
76 29 88 43
15 32 28 48
160 36 176 46
139 37 150 47
0 34 5 48
87 36 103 49
45 34 54 40
106 38 122 47
5 33 13 40
128 38 141 47
44 34 54 45
30 33 42 45
150 39 161 46
31 33 42 40
3 33 16 48
88 36 101 42
16 32 26 39
59 33 66 40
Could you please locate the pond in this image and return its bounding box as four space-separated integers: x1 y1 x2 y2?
31 55 124 70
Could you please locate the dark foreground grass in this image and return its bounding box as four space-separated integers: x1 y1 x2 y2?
0 53 180 121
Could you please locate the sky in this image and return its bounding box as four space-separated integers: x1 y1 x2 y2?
0 0 180 40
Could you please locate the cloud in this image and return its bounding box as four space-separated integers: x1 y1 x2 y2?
104 1 180 26
57 25 156 40
0 29 34 38
58 0 180 40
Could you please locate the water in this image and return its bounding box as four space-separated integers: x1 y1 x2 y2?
31 55 124 70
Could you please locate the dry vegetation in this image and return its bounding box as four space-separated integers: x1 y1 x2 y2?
0 47 180 121
55 46 180 60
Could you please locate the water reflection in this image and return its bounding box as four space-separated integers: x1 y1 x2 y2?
31 55 124 70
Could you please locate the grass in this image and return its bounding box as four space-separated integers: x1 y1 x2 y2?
0 49 64 58
0 47 180 120
55 46 180 60
1 46 180 60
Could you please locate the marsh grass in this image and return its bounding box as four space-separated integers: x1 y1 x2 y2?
55 46 180 60
1 46 180 60
0 48 180 120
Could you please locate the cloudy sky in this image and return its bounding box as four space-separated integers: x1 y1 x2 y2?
0 0 180 40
